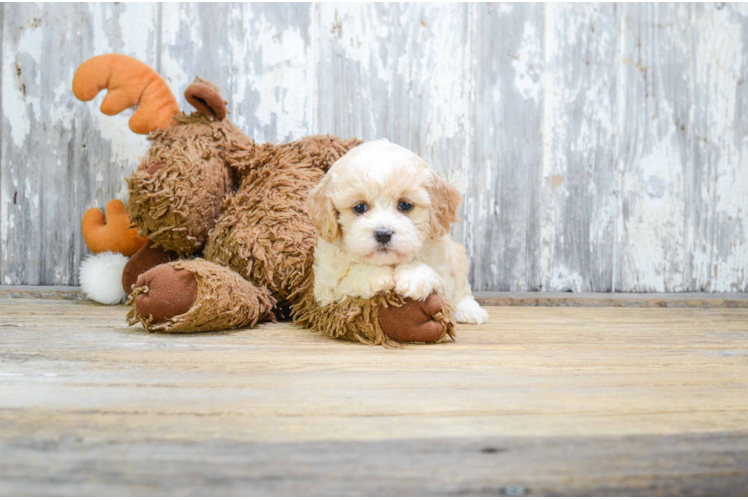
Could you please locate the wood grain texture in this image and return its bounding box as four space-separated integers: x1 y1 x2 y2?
1 298 747 494
690 3 748 292
1 3 747 292
538 3 619 293
617 4 692 292
160 3 316 144
467 3 543 292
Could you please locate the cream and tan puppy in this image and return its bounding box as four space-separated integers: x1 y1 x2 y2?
307 140 488 325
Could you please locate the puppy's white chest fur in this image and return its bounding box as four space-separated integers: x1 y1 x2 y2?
312 239 395 305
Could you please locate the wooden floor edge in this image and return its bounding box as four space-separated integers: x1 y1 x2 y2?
0 286 88 301
1 286 747 308
473 291 748 308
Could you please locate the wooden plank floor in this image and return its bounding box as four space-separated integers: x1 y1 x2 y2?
1 297 747 495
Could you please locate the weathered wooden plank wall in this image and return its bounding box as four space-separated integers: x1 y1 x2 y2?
1 3 747 292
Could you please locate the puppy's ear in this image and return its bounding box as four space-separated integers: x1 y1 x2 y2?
307 175 340 243
428 172 462 238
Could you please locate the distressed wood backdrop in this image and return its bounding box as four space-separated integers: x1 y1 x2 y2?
1 3 747 292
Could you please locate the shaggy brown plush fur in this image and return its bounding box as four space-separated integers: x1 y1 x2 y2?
204 136 361 299
127 259 275 333
126 114 245 253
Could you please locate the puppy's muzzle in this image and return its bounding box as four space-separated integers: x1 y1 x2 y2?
374 228 393 244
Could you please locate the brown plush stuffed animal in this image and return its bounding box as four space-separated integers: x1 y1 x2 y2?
74 54 455 347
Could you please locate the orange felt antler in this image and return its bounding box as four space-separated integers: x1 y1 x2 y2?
82 200 147 257
72 54 179 134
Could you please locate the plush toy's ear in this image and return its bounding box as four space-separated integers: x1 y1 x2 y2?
307 175 340 243
428 172 462 238
184 77 228 121
82 199 147 257
72 54 179 134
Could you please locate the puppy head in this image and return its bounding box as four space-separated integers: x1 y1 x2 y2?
307 140 461 266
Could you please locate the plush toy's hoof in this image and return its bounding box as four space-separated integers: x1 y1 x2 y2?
79 252 129 304
378 294 450 343
133 265 198 323
127 259 276 333
122 239 177 294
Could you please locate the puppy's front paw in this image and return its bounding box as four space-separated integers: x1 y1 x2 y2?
338 264 395 299
369 271 396 295
453 297 489 325
394 263 446 301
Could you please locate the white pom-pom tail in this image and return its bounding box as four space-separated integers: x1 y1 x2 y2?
79 252 128 304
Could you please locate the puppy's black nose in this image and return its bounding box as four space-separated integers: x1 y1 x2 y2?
374 228 393 244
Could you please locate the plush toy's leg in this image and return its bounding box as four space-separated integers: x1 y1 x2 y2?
121 239 177 295
290 277 455 347
127 259 275 333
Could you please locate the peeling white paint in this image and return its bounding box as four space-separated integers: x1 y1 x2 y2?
549 264 586 293
622 139 687 291
3 14 43 148
498 4 514 15
691 5 748 292
512 22 541 102
423 5 472 150
245 22 312 141
160 3 197 105
539 3 565 287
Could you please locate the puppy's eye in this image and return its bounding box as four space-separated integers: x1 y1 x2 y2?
398 201 414 213
352 203 369 215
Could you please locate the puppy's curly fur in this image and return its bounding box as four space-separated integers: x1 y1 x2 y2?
308 140 488 325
